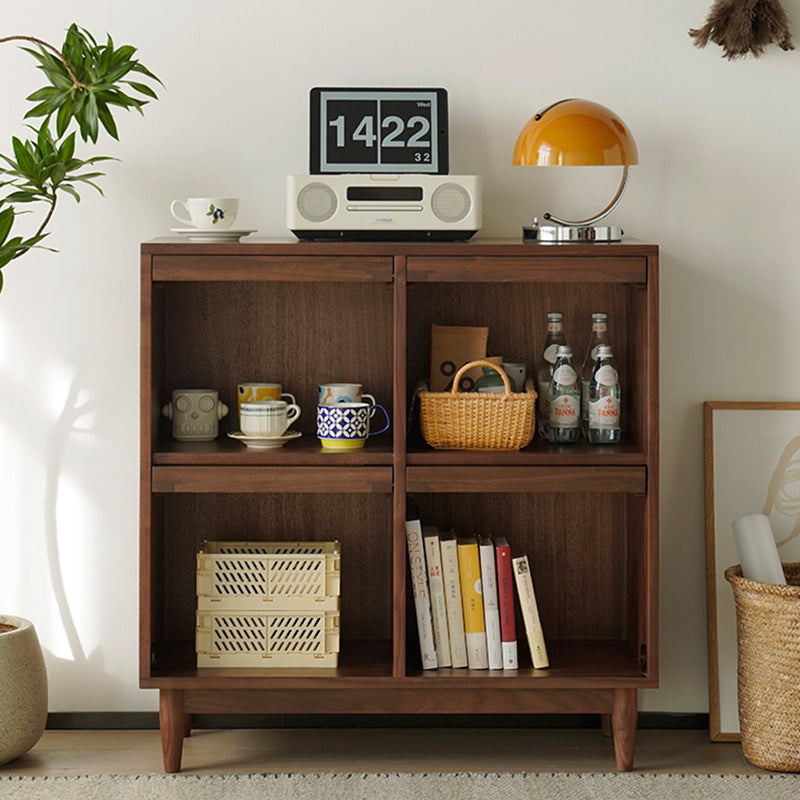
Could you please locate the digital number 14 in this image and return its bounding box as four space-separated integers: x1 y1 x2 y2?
329 114 431 148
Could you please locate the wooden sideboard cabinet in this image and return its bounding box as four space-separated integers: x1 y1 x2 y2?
140 238 659 773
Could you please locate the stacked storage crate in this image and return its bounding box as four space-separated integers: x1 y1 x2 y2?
196 541 341 667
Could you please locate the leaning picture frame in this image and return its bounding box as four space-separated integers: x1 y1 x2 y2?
704 401 800 741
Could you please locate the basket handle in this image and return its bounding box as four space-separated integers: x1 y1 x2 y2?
451 359 513 395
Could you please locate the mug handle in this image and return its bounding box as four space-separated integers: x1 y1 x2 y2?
361 393 376 406
285 403 301 427
170 199 192 226
281 392 297 405
367 403 391 436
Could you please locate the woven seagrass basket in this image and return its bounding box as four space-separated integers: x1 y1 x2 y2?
725 562 800 772
419 360 536 451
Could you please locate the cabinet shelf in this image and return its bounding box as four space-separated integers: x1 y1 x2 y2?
406 465 646 494
144 639 649 691
141 238 658 772
407 438 647 465
152 436 394 466
145 639 395 688
152 465 394 494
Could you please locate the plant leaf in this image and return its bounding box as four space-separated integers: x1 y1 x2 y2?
0 207 14 242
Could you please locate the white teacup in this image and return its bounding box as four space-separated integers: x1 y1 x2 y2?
240 400 300 437
170 197 239 230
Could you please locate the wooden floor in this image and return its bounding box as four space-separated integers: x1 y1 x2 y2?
1 728 764 776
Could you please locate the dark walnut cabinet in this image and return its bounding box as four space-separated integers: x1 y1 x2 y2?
140 238 659 773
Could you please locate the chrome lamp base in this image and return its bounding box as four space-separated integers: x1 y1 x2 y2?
522 221 624 243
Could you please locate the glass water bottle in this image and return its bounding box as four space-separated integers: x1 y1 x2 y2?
581 312 610 436
536 312 566 439
587 343 621 444
548 345 580 444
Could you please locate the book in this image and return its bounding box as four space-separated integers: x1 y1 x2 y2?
478 536 503 670
456 537 489 669
494 536 518 670
439 531 468 668
512 554 549 669
405 519 437 669
423 527 452 668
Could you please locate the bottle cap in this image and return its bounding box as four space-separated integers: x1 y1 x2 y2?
555 345 572 357
596 344 613 357
547 312 563 321
591 312 608 321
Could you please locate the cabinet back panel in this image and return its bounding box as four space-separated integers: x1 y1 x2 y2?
162 493 392 643
408 492 629 640
406 282 643 445
159 282 394 438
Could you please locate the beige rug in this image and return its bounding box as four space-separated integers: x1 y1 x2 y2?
1 772 799 799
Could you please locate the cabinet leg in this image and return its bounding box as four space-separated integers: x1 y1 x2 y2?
611 688 637 772
600 713 612 737
159 689 186 773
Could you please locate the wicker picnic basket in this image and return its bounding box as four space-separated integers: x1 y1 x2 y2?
725 562 800 772
419 360 536 451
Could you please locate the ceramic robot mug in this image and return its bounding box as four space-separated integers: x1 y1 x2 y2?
318 383 376 406
316 401 390 451
162 389 229 441
170 197 239 230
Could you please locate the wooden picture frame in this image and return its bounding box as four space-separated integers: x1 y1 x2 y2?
704 401 800 741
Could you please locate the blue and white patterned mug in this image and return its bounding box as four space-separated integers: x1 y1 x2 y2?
316 401 390 451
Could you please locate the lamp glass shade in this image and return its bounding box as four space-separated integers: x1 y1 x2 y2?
513 99 638 167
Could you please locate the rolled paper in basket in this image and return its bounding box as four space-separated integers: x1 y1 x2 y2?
732 514 786 585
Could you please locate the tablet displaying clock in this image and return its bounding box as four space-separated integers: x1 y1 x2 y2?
310 87 448 174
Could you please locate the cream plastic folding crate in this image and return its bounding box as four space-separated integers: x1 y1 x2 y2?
196 609 340 668
197 541 340 611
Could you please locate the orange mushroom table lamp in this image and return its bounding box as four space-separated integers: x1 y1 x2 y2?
513 98 638 242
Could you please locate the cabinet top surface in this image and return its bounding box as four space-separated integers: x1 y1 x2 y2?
141 237 658 257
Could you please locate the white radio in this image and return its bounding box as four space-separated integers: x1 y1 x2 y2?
287 174 481 241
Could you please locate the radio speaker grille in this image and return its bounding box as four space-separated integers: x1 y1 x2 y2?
431 183 472 223
297 183 338 223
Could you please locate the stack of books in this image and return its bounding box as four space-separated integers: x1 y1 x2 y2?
405 519 549 671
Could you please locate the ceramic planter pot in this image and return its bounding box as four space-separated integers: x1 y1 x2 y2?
0 615 48 765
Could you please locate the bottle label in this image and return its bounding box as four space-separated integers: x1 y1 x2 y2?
589 397 620 428
547 322 563 333
594 365 618 387
544 344 560 364
592 322 607 333
553 364 577 385
550 394 579 428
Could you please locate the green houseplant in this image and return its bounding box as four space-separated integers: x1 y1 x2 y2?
0 24 162 294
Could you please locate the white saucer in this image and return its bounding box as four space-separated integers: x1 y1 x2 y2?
171 228 257 243
228 430 302 450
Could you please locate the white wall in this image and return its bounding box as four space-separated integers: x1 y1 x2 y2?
2 0 799 714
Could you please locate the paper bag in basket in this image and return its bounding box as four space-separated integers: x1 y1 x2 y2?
429 325 488 392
